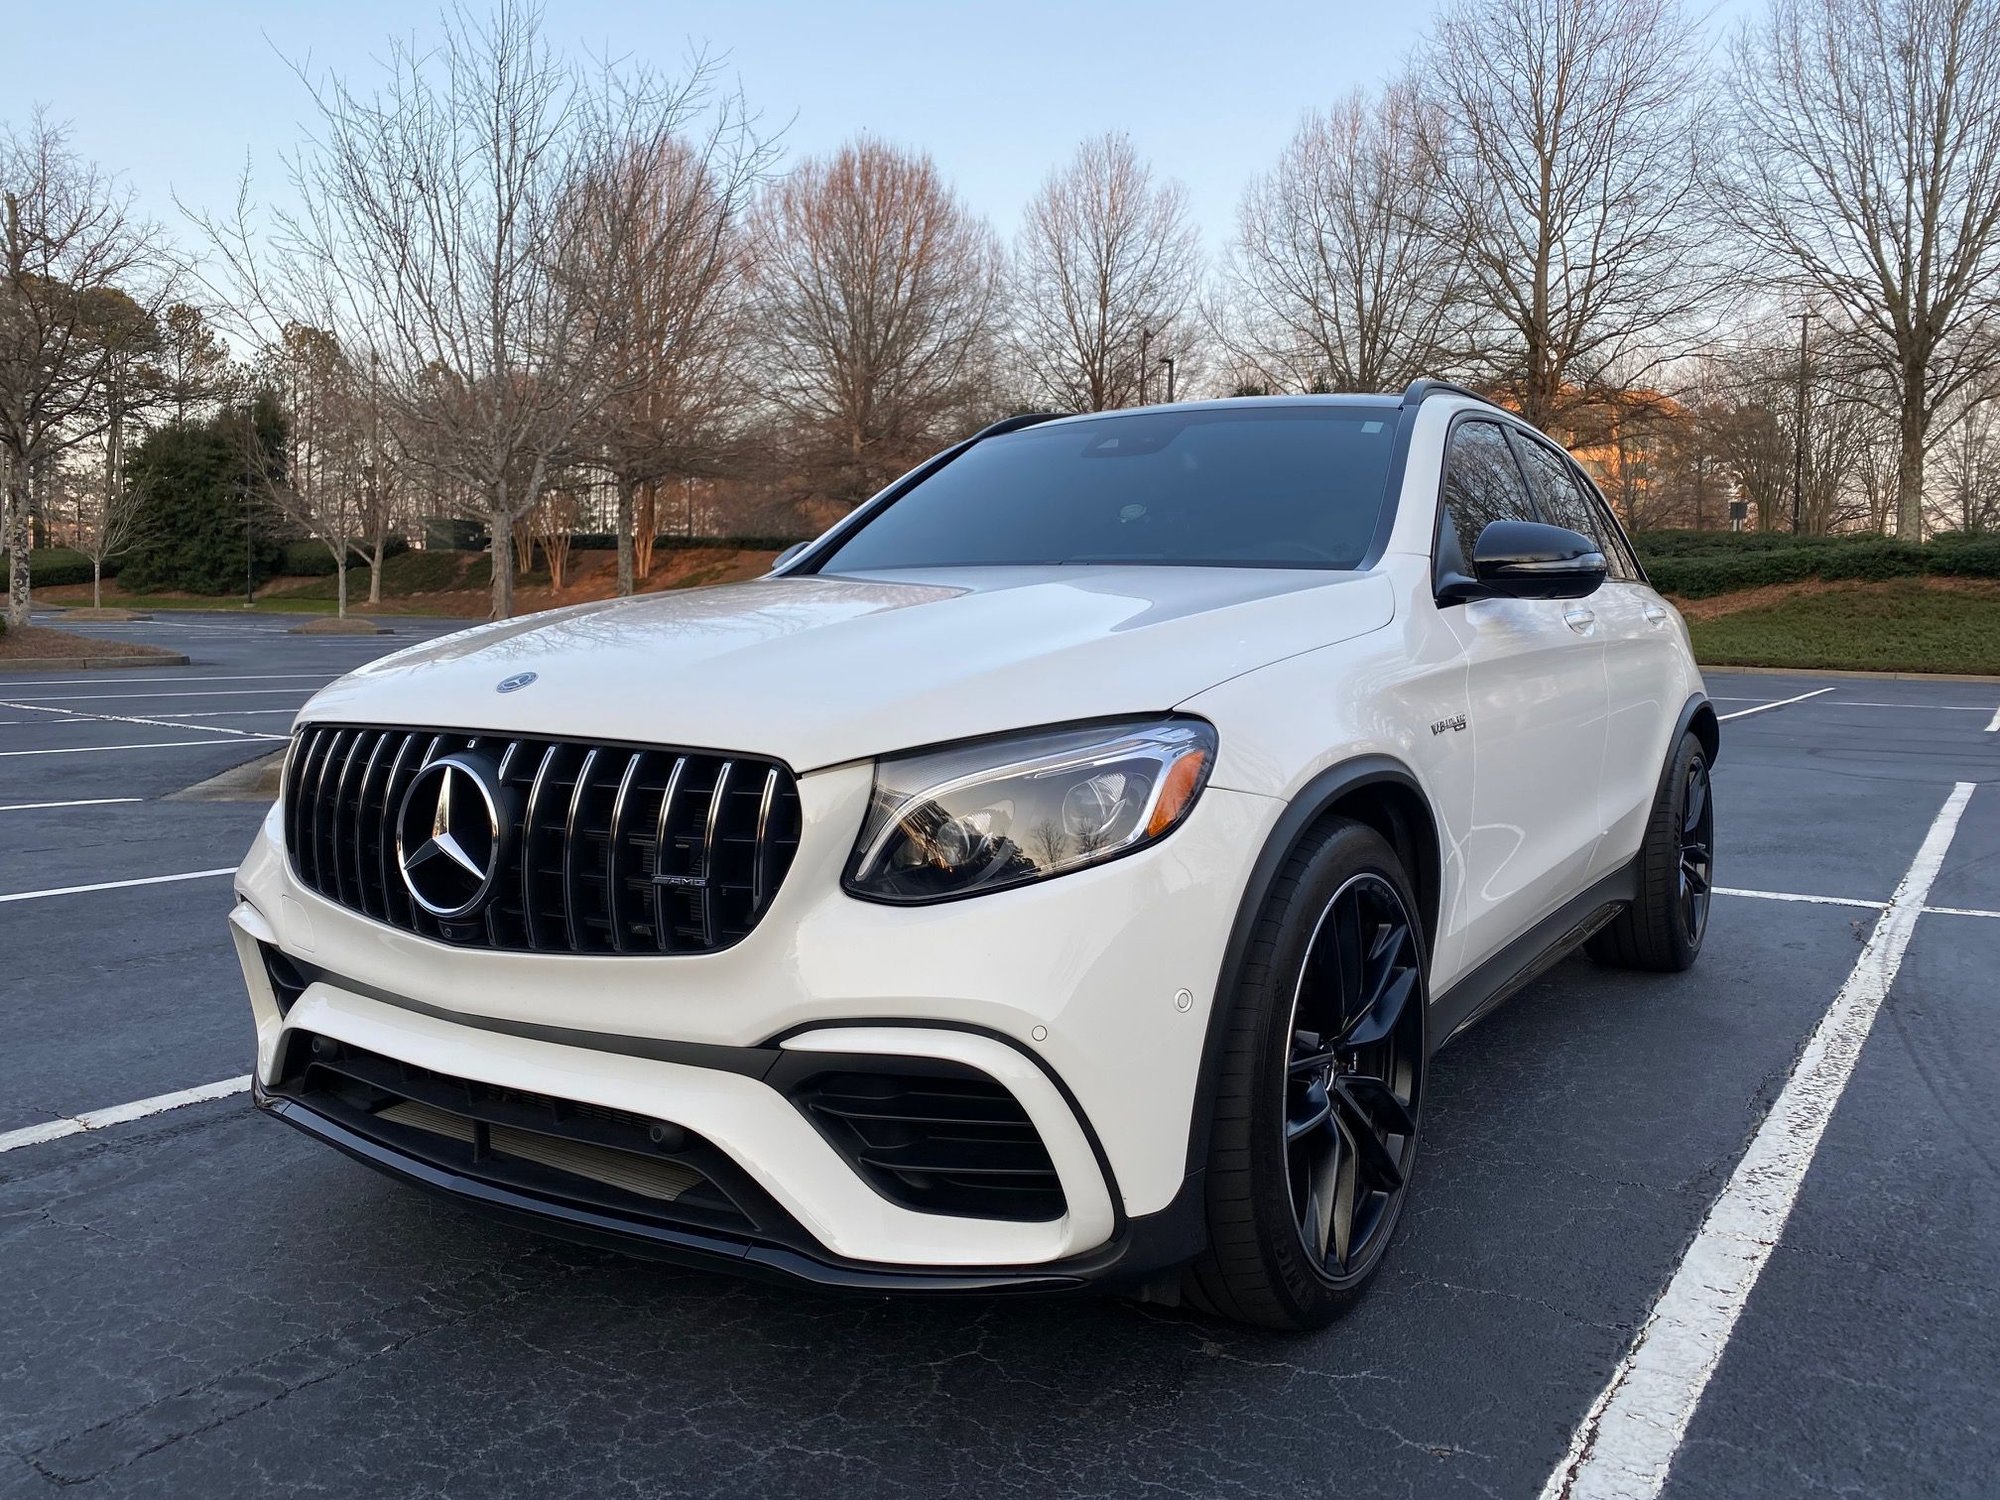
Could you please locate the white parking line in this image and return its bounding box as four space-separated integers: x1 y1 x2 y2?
1987 707 1999 733
0 797 143 813
1716 687 1837 721
0 738 286 758
0 698 286 740
1715 886 1886 911
1712 696 1993 712
1925 904 2000 919
0 708 299 726
1539 781 1975 1500
0 868 237 904
0 1075 252 1154
0 672 330 688
0 687 313 703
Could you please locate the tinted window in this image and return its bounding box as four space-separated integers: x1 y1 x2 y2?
1439 420 1536 567
816 407 1400 573
1509 432 1641 581
1582 484 1645 582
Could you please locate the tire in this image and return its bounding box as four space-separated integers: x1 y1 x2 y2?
1587 730 1713 973
1184 820 1427 1331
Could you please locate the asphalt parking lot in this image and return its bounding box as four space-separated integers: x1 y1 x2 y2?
2 611 1995 1500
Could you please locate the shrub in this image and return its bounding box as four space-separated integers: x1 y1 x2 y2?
6 548 122 589
276 536 411 577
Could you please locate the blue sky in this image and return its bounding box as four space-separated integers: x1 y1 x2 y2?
13 0 1759 253
12 0 1454 252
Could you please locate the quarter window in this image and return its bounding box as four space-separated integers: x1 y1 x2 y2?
1439 421 1537 571
1508 433 1640 581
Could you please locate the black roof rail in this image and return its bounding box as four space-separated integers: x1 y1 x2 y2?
1400 378 1506 412
970 411 1066 439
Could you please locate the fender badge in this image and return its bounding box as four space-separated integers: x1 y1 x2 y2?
496 672 538 694
1431 714 1467 736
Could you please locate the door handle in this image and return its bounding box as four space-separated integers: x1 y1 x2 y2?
1643 605 1670 627
1563 606 1595 633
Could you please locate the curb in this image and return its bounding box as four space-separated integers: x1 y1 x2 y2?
1699 662 2000 685
0 653 192 673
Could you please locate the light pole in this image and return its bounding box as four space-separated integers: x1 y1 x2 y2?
1159 355 1177 404
1137 326 1152 406
1791 308 1810 534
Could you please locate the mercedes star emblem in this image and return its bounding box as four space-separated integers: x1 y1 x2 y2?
497 672 538 694
395 753 506 918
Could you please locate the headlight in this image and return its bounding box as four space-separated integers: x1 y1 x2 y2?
845 718 1217 904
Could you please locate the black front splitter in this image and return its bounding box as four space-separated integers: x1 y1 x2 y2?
257 1086 1110 1295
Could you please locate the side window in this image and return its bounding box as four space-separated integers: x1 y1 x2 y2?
1439 420 1537 571
1508 433 1641 581
1579 476 1645 582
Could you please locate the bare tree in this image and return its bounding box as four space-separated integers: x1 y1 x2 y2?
576 122 770 596
1013 132 1200 411
191 2 731 618
750 138 1003 507
154 303 232 424
1223 86 1462 392
1932 392 2000 534
1725 0 2000 539
1420 0 1715 428
0 113 177 627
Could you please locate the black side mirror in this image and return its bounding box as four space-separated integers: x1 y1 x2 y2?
1441 519 1607 602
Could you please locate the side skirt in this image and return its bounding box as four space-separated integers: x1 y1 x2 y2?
1428 857 1639 1047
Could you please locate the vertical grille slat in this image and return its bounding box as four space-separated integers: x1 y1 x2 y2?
284 725 795 957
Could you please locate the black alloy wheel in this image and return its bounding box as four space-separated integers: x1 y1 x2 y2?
1282 873 1424 1286
1184 820 1428 1330
1677 754 1713 946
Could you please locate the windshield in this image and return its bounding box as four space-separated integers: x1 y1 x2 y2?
814 405 1402 573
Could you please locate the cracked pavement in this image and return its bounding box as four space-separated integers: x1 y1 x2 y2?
2 623 1996 1498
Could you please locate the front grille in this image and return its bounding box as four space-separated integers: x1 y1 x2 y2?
283 724 802 954
793 1068 1067 1222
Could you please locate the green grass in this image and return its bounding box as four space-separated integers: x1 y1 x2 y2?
1690 581 2000 675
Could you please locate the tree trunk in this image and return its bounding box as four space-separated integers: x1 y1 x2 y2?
489 522 515 620
6 470 29 629
1896 386 1927 541
92 560 102 610
616 474 636 598
369 533 385 607
335 553 348 618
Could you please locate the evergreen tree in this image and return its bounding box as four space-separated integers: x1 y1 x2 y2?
120 394 285 595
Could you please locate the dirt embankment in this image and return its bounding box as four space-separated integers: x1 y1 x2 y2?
1669 574 2000 621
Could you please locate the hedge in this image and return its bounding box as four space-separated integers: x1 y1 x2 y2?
276 536 411 577
1 548 123 588
1631 532 2000 598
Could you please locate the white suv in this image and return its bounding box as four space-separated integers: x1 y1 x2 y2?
232 382 1716 1330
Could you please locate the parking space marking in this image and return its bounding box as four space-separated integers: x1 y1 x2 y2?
0 697 288 740
1716 886 1886 911
0 1076 250 1155
0 738 287 757
1987 707 1999 733
0 797 143 813
0 868 235 904
1925 904 2000 920
0 687 313 703
1715 687 1837 721
0 672 333 688
1540 781 1975 1500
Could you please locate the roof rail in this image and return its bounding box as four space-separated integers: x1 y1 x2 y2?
971 411 1066 439
1400 378 1505 412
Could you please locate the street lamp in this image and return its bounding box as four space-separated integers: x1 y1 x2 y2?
1159 355 1177 404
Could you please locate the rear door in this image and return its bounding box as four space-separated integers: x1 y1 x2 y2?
1508 431 1680 872
1434 419 1609 975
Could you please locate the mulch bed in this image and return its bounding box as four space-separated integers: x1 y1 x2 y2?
0 625 184 663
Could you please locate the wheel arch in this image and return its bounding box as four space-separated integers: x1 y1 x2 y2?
1181 754 1443 1180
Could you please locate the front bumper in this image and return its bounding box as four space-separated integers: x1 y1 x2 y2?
232 769 1277 1282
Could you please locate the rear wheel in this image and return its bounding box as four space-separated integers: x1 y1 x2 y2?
1588 730 1712 972
1185 821 1426 1330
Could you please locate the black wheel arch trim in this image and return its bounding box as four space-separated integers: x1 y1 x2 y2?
1181 753 1441 1179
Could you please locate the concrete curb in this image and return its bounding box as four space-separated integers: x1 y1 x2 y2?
1700 662 2000 685
0 652 192 672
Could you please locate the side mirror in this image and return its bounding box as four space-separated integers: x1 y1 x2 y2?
1443 519 1606 602
771 542 811 572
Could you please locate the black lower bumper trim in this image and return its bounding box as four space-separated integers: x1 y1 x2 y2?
258 1084 1115 1294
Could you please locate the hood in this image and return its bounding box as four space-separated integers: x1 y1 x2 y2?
304 566 1394 771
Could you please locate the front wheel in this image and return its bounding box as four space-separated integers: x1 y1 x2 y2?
1185 821 1426 1330
1588 730 1713 972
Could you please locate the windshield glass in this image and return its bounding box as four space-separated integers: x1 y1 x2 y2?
814 405 1401 572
